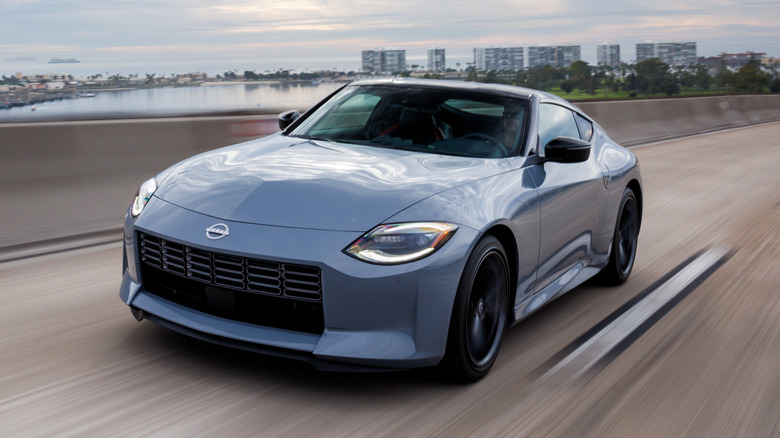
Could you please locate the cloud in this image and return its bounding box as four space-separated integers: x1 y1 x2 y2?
1 0 778 74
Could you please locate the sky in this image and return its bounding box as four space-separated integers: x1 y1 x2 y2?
1 0 779 77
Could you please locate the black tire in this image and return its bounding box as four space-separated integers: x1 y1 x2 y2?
443 235 509 382
598 187 640 285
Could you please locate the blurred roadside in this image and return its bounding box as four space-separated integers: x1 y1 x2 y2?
1 95 779 258
0 115 279 259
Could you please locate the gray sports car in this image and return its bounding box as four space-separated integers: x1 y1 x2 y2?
120 78 642 381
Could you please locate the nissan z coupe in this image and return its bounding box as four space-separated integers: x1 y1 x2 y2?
120 79 642 382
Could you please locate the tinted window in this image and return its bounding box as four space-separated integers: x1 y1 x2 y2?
575 113 594 141
538 103 580 148
305 93 381 133
289 85 529 158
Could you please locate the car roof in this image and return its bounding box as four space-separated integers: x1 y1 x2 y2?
347 77 572 107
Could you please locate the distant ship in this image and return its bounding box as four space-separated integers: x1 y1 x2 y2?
48 58 80 64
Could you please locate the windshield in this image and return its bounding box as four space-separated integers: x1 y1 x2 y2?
288 84 529 158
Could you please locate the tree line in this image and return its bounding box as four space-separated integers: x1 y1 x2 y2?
468 58 780 97
227 69 358 81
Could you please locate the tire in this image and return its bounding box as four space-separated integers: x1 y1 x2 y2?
443 235 509 382
598 187 640 285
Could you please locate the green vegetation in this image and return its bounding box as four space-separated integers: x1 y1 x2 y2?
3 59 777 103
466 58 779 100
1 75 22 85
236 69 357 81
545 87 730 101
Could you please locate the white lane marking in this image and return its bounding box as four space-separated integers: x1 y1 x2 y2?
542 246 730 383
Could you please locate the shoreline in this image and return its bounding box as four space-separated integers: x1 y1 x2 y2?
201 80 282 86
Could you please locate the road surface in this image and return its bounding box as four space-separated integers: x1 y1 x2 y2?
1 123 778 437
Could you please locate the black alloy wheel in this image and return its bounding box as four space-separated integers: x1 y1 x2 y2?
443 235 509 382
599 187 640 285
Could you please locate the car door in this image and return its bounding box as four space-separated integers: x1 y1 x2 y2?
531 102 607 294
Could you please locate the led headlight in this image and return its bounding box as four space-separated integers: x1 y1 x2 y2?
345 222 458 264
130 177 158 217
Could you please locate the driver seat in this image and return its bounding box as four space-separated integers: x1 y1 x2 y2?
397 108 444 145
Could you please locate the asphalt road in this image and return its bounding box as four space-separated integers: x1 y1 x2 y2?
1 123 778 437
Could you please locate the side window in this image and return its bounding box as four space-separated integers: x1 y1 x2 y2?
538 103 580 148
574 113 594 141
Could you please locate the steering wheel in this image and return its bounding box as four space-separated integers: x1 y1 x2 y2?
462 133 508 156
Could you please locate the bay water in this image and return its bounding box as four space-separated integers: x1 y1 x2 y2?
0 82 345 122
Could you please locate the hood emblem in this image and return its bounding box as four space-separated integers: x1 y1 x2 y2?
206 223 230 240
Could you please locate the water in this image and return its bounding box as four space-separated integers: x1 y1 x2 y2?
1 55 363 80
0 82 345 122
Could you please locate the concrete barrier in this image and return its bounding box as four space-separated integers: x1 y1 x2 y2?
0 115 280 251
1 95 779 251
575 94 780 145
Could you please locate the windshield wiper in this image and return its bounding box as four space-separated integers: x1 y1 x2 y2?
291 134 336 143
293 135 373 147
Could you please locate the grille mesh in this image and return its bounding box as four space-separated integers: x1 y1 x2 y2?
139 232 322 301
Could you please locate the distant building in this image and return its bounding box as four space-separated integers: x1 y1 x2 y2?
763 57 780 67
597 43 621 66
636 42 697 66
700 51 768 75
383 50 406 73
527 46 557 68
428 48 446 72
721 52 766 68
698 56 725 75
555 45 581 68
177 72 208 82
528 45 580 68
635 43 654 62
361 49 407 74
361 50 380 73
15 72 71 81
473 47 524 71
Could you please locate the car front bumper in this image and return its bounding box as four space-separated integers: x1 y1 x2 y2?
120 196 477 370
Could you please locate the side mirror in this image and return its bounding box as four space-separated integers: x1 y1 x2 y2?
544 136 591 163
278 110 300 130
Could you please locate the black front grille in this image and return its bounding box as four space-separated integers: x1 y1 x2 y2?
139 232 322 301
138 232 324 334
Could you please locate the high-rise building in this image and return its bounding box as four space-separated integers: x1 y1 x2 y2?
636 42 697 66
361 50 380 73
428 48 446 72
361 49 407 74
527 46 557 69
677 42 697 65
382 50 406 73
528 45 580 68
473 47 524 71
555 45 581 68
635 43 655 63
597 43 621 66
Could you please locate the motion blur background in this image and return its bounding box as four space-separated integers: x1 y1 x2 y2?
2 0 779 436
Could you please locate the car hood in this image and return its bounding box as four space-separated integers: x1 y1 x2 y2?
154 134 511 231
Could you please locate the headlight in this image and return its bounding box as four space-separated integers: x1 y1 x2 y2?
130 177 158 217
344 222 458 265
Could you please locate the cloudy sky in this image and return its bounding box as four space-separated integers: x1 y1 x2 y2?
1 0 779 76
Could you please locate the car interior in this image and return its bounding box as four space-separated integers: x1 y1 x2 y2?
292 86 528 158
